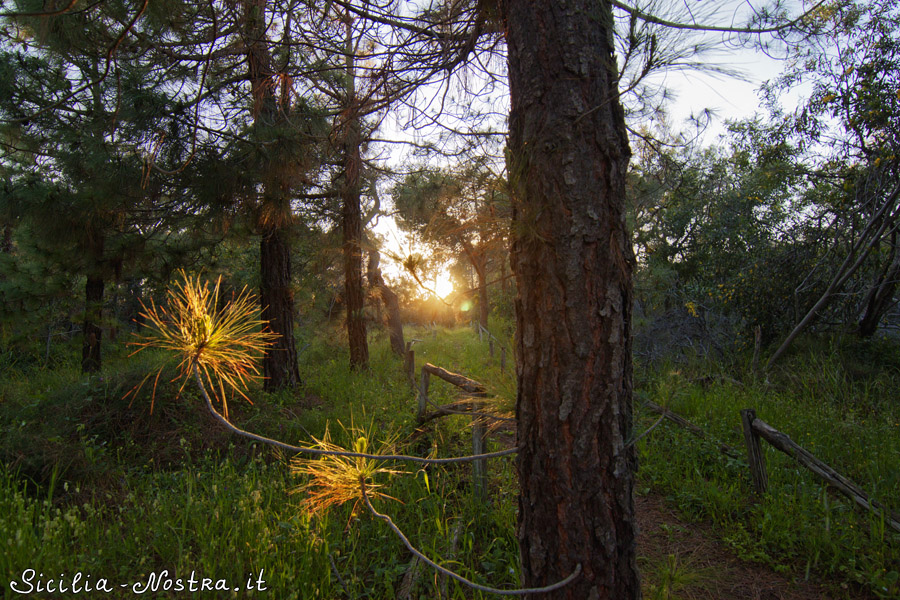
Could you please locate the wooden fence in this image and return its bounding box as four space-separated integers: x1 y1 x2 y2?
413 361 492 499
741 408 900 533
643 398 900 534
405 332 899 535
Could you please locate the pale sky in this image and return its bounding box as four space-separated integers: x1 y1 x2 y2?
373 1 813 295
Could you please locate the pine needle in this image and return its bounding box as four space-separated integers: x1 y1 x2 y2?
128 270 277 412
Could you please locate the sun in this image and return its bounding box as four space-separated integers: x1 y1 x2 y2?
432 270 455 299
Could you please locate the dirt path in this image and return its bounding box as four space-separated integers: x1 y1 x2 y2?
635 494 867 600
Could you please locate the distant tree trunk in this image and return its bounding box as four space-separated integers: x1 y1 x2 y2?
1 224 11 253
858 230 900 337
368 250 405 357
125 278 144 331
244 0 302 389
82 275 104 373
477 270 489 329
502 1 641 598
341 14 368 370
464 242 489 329
260 225 302 389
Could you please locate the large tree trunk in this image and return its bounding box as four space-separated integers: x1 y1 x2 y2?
82 275 104 373
502 2 641 598
260 225 302 389
342 115 368 370
244 0 302 388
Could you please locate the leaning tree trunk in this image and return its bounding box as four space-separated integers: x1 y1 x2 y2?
368 250 405 357
858 229 900 337
260 225 302 389
502 1 641 598
82 275 104 374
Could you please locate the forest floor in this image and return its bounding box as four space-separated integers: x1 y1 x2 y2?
635 493 867 600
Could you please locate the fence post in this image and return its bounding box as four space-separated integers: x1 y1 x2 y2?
472 400 487 500
405 343 415 389
741 408 768 495
417 367 430 422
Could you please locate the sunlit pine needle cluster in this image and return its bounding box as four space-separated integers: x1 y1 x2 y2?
291 423 402 519
128 271 277 417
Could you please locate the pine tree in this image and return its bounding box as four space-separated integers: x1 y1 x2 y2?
0 4 209 372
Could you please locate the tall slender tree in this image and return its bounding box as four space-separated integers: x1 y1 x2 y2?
338 6 369 370
0 8 198 373
242 0 306 389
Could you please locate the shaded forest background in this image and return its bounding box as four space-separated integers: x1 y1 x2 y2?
1 0 899 599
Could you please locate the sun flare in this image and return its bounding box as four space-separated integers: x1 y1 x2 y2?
432 270 455 299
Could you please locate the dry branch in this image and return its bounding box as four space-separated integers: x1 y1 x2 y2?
642 399 743 460
422 362 487 395
359 480 582 596
192 363 517 465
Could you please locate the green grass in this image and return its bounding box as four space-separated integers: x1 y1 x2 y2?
0 324 520 599
1 325 899 598
635 337 900 598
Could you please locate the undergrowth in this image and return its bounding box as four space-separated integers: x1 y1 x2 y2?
635 335 900 599
1 324 898 598
0 324 519 599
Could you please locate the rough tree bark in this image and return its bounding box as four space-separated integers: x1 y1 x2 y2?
342 119 368 370
340 13 369 370
501 1 641 598
260 224 302 389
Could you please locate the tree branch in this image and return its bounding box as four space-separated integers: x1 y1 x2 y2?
360 480 582 596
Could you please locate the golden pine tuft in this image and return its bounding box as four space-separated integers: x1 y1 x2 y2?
128 270 277 417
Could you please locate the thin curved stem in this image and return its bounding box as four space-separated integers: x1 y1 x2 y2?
359 479 582 596
192 362 518 465
611 0 829 35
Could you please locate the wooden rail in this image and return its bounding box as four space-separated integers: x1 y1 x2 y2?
641 399 900 534
743 410 900 533
642 399 743 460
415 362 489 499
475 322 508 371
